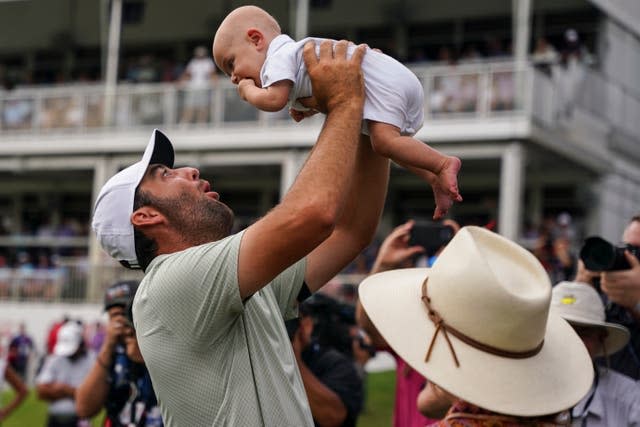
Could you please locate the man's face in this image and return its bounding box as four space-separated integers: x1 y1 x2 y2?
622 219 640 247
137 164 234 244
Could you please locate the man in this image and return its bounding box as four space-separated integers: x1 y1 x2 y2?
289 296 364 427
551 281 640 426
179 45 218 124
0 359 28 423
8 322 35 380
91 40 388 426
360 226 594 425
76 280 162 426
576 214 640 379
36 321 94 427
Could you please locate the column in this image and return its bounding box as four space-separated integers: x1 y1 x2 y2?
86 158 118 302
498 142 525 240
280 150 308 200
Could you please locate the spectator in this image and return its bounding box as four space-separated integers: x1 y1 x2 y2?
36 321 94 427
360 226 593 425
76 280 163 426
357 220 441 427
288 296 364 427
0 358 28 423
179 46 218 124
575 214 640 379
8 323 35 381
46 315 70 355
0 254 12 298
126 54 158 83
531 36 559 75
87 321 105 353
551 281 640 426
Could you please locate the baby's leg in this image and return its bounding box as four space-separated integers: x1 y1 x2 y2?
369 121 462 219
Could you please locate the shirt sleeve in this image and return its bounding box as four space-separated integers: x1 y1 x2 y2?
309 349 364 425
268 258 307 320
261 46 299 89
35 355 57 384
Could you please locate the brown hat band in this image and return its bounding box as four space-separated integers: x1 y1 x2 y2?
421 278 544 368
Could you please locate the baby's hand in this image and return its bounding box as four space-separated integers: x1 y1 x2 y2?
238 79 257 101
289 108 318 122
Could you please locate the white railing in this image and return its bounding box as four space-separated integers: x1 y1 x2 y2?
0 60 528 134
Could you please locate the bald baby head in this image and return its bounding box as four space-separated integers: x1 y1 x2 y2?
212 5 281 67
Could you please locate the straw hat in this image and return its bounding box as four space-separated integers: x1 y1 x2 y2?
551 281 629 357
359 226 593 417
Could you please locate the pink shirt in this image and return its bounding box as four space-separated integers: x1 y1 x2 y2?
393 352 438 427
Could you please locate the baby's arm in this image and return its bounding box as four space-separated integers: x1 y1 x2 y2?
238 79 292 112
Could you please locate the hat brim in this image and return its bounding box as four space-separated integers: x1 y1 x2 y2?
359 268 594 417
560 315 630 357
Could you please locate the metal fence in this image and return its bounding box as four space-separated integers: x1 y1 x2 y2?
0 60 527 134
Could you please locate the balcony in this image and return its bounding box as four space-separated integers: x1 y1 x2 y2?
0 60 529 137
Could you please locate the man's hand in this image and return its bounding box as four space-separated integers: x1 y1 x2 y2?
601 251 640 309
574 260 600 287
371 220 424 274
104 313 126 351
302 40 366 114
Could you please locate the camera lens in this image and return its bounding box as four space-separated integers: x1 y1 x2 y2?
580 236 616 271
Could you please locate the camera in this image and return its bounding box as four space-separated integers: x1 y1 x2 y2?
579 236 640 271
409 220 455 257
287 294 375 357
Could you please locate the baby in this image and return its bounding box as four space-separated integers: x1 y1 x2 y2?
212 5 462 219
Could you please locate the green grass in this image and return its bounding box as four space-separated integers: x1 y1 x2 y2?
1 390 104 427
2 370 395 427
357 370 396 427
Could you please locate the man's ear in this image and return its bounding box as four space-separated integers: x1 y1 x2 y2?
131 206 165 228
247 28 265 49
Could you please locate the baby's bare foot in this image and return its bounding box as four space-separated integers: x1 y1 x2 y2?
431 157 462 219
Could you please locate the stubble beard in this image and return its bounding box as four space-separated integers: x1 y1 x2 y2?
158 192 235 246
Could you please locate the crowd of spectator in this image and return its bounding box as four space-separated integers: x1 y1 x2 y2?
1 212 638 426
0 29 595 132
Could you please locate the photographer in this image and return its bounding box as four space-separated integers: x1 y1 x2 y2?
75 281 162 426
288 295 364 427
576 214 640 379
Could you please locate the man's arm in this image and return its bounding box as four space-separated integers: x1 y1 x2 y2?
0 366 27 421
601 251 640 324
36 382 76 401
76 315 124 417
238 79 291 112
237 41 366 300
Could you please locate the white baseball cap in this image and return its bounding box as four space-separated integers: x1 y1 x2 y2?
54 322 84 357
91 129 174 269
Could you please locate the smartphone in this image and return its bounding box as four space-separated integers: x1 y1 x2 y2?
409 221 455 256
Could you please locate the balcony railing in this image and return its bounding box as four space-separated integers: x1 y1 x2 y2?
0 60 527 134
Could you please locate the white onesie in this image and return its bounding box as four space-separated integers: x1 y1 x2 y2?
260 35 424 135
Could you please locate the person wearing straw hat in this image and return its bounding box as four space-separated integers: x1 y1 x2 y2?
550 281 640 426
359 226 594 426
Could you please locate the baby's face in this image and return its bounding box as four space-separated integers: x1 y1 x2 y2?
214 37 264 87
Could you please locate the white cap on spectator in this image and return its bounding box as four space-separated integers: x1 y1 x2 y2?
91 129 174 269
54 322 84 357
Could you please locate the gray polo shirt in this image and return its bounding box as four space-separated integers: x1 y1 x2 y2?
133 231 313 427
